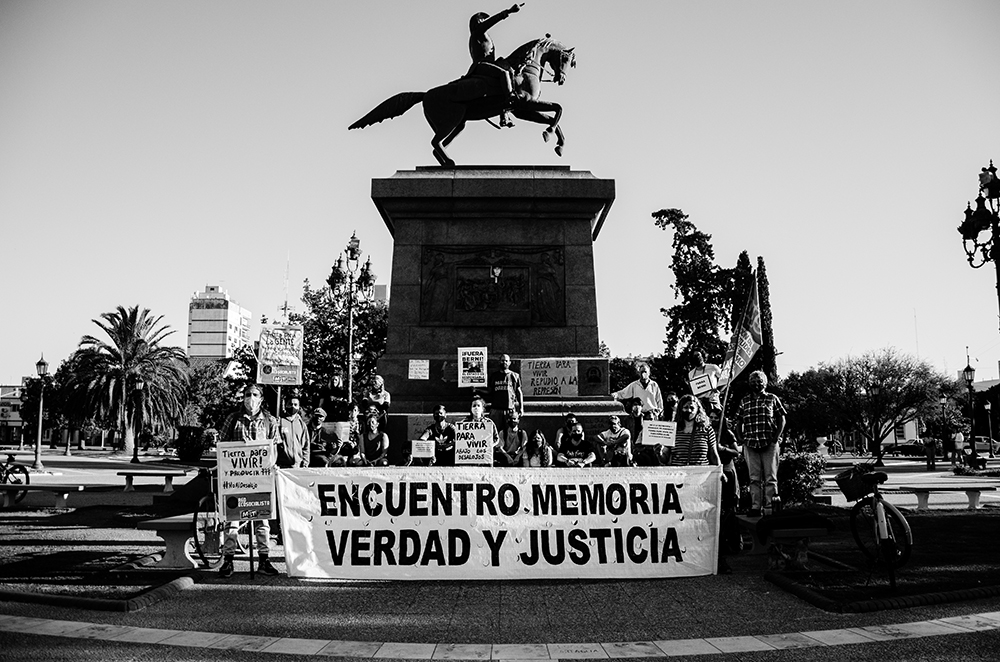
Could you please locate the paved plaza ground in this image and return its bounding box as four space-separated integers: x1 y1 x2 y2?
1 449 1000 660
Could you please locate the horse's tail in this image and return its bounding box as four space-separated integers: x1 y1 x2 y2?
348 92 425 130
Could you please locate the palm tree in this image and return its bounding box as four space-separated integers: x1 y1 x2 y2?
67 306 189 456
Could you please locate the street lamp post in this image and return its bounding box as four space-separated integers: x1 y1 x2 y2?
870 383 885 467
940 394 949 462
958 160 1000 330
963 359 977 462
986 401 995 459
32 355 47 471
130 378 145 464
326 232 376 406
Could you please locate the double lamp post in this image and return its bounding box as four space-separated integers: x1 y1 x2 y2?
327 232 376 406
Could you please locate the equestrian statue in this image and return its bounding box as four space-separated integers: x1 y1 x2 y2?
348 4 576 167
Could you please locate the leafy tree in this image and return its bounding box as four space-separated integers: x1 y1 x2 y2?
753 256 778 382
65 306 188 455
17 374 55 447
181 359 244 431
653 209 731 362
780 348 949 460
289 278 388 411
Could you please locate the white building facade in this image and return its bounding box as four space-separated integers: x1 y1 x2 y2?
187 285 252 358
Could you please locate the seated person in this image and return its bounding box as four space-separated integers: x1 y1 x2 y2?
412 404 456 466
308 408 344 467
596 414 632 467
362 375 391 430
494 408 527 467
553 412 578 452
522 429 553 467
556 421 596 468
352 410 390 466
625 399 661 466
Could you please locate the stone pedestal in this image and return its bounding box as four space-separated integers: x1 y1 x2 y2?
372 166 619 449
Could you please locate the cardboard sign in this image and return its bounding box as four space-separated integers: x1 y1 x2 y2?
689 373 717 397
276 465 723 580
411 439 435 459
642 420 677 447
521 358 579 397
217 441 276 520
458 347 487 388
408 359 430 380
453 420 494 465
257 325 304 385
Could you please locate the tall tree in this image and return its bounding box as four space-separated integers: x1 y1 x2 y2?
728 251 754 335
66 306 188 455
290 278 388 413
653 208 731 362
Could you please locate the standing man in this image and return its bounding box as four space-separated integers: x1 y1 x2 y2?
733 371 786 517
489 354 524 433
277 395 309 469
688 350 723 412
218 384 281 578
612 362 663 420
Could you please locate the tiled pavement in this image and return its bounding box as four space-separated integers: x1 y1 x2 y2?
2 611 1000 658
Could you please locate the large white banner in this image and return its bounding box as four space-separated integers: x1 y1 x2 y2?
276 466 721 580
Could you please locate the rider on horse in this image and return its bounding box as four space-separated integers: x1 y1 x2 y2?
468 3 522 127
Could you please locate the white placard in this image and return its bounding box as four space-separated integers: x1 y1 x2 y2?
453 420 495 465
458 347 487 388
217 441 276 520
689 374 717 397
521 358 578 397
408 359 430 380
642 420 677 447
276 465 722 580
410 439 435 459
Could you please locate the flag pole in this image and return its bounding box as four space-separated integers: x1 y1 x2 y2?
716 270 756 440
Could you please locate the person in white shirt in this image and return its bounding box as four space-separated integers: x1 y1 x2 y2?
612 362 663 420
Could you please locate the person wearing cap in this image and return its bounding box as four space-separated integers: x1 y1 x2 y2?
218 384 281 578
307 407 348 467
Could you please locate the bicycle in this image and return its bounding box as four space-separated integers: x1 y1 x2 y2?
828 440 844 457
189 467 256 571
0 453 30 504
850 445 870 457
836 464 912 589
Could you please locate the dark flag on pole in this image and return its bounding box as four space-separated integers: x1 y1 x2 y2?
718 271 762 388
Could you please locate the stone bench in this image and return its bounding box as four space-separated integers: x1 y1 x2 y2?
118 470 189 493
895 484 997 511
0 484 85 508
136 514 198 569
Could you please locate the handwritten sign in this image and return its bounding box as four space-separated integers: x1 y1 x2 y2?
458 347 487 388
642 421 677 447
689 374 717 397
257 325 304 385
453 420 494 465
521 358 578 397
217 441 276 520
408 359 430 380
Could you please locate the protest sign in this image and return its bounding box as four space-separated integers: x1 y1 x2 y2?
689 373 717 397
276 465 721 580
257 325 304 385
458 347 487 388
408 359 430 380
521 358 578 397
642 421 677 447
410 439 435 459
453 420 494 465
217 441 276 520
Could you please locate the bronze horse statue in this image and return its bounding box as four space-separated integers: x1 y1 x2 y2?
349 37 576 167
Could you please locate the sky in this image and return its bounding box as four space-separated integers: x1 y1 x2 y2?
2 0 1000 387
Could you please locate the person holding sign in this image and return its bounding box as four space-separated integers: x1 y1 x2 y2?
555 421 596 467
688 350 723 412
416 404 456 466
489 354 524 433
218 384 280 578
612 362 663 421
454 395 500 465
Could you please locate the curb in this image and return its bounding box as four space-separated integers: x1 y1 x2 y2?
0 574 196 612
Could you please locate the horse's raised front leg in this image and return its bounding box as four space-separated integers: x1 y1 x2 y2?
512 101 566 157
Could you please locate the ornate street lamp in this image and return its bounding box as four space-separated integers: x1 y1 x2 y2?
958 160 1000 331
326 232 377 406
33 355 47 471
130 377 145 464
963 359 977 461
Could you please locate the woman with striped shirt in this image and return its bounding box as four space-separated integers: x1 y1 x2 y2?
665 394 721 467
